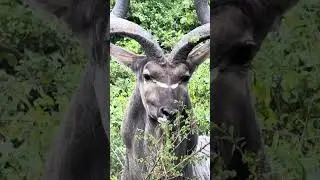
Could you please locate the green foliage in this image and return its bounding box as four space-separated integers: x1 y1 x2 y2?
0 0 86 179
110 0 209 177
252 0 320 179
132 113 209 179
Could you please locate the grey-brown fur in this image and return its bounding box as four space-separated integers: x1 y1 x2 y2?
211 0 299 179
110 1 210 179
111 47 210 180
25 0 109 179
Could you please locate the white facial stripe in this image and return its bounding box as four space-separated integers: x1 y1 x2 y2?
142 68 182 89
154 81 169 88
170 83 179 89
153 80 179 89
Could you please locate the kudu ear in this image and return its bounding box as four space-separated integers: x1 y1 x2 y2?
110 43 146 69
187 40 210 69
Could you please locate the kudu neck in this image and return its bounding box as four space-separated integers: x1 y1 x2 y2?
125 86 198 178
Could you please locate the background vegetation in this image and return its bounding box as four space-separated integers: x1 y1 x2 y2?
109 0 209 178
253 1 320 179
0 0 318 179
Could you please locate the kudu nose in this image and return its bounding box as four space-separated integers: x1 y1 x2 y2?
159 107 178 120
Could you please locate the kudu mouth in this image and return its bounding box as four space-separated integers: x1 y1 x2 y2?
157 107 179 124
147 107 178 124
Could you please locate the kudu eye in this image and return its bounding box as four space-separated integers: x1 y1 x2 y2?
143 74 152 81
181 75 191 82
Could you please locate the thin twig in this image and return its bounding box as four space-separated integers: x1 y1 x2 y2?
172 141 210 171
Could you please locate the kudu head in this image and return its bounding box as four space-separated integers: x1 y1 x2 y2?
110 26 210 124
110 0 210 125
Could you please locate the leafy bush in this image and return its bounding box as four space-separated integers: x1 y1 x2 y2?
0 0 86 179
252 0 320 179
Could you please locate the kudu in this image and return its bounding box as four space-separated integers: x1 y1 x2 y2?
110 0 210 179
211 0 299 179
26 0 109 179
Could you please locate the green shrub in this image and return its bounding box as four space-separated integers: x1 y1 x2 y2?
0 0 86 179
